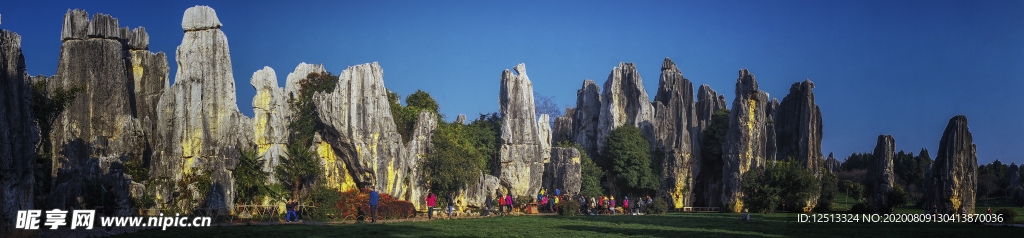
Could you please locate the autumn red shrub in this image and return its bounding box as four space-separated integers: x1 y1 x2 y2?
329 188 415 221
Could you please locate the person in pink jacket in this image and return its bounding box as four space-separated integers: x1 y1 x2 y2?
426 192 437 220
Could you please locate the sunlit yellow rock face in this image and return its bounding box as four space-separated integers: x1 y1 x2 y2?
720 69 769 213
317 140 357 192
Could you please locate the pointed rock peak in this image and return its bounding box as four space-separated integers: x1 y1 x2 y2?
88 13 120 39
828 152 834 158
61 9 89 41
251 66 278 89
735 69 759 95
182 5 222 31
661 57 678 71
285 62 327 98
514 63 526 76
127 27 149 50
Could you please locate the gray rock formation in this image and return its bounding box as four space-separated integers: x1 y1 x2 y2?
402 110 437 210
312 62 436 211
61 9 89 41
538 114 552 163
765 98 778 162
285 62 326 99
461 172 500 209
47 11 149 210
773 79 823 210
923 115 977 215
571 79 601 157
1010 163 1019 190
87 13 120 39
250 66 290 182
651 58 696 208
314 62 407 194
1 28 38 238
720 69 770 212
597 63 655 153
127 27 149 50
544 147 582 195
497 63 546 197
824 152 841 174
151 6 252 213
868 135 895 214
181 6 222 31
455 114 466 125
774 79 823 176
552 111 573 145
693 84 727 207
126 28 169 156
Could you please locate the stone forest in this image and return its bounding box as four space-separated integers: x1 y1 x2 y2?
1 5 1016 237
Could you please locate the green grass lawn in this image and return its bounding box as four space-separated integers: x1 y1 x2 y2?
114 211 1019 238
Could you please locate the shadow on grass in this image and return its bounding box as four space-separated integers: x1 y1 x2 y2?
555 224 781 238
114 223 438 238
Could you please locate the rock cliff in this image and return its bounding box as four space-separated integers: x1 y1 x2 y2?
720 69 770 212
923 116 977 215
1 27 39 237
250 66 290 182
598 63 655 153
497 63 546 197
651 58 696 208
571 79 601 157
868 135 895 214
544 147 582 195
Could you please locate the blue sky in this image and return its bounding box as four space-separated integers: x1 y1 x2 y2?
4 0 1022 165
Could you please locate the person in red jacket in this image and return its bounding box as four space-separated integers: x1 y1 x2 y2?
426 192 437 220
498 190 506 216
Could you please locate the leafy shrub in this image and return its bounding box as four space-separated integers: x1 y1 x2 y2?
740 160 820 213
234 148 277 204
601 124 659 194
288 71 338 148
515 196 533 208
884 185 909 213
308 188 415 221
814 172 838 212
645 198 668 214
558 199 579 216
849 203 870 214
388 89 441 144
994 208 1018 223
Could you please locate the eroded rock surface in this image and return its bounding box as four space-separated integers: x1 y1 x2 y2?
552 111 573 145
923 116 977 215
651 58 696 208
720 69 770 212
544 147 582 195
571 79 601 157
693 84 727 207
250 66 290 182
497 63 545 197
285 62 326 99
598 63 655 153
774 79 823 176
824 152 841 174
868 135 895 214
1 28 38 237
151 6 252 213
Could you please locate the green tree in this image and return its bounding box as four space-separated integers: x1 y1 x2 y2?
275 145 322 201
29 80 86 197
741 160 821 213
388 89 441 143
464 113 501 175
815 172 838 212
288 72 339 148
235 148 278 204
556 141 605 197
601 124 659 195
421 121 482 196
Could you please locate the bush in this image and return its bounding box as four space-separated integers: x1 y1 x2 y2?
558 199 580 216
740 160 820 213
601 124 660 194
884 185 909 213
515 196 533 208
994 208 1018 223
815 172 838 212
308 188 415 221
645 198 668 214
849 203 870 214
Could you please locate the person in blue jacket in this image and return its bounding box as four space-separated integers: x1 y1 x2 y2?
369 185 379 223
